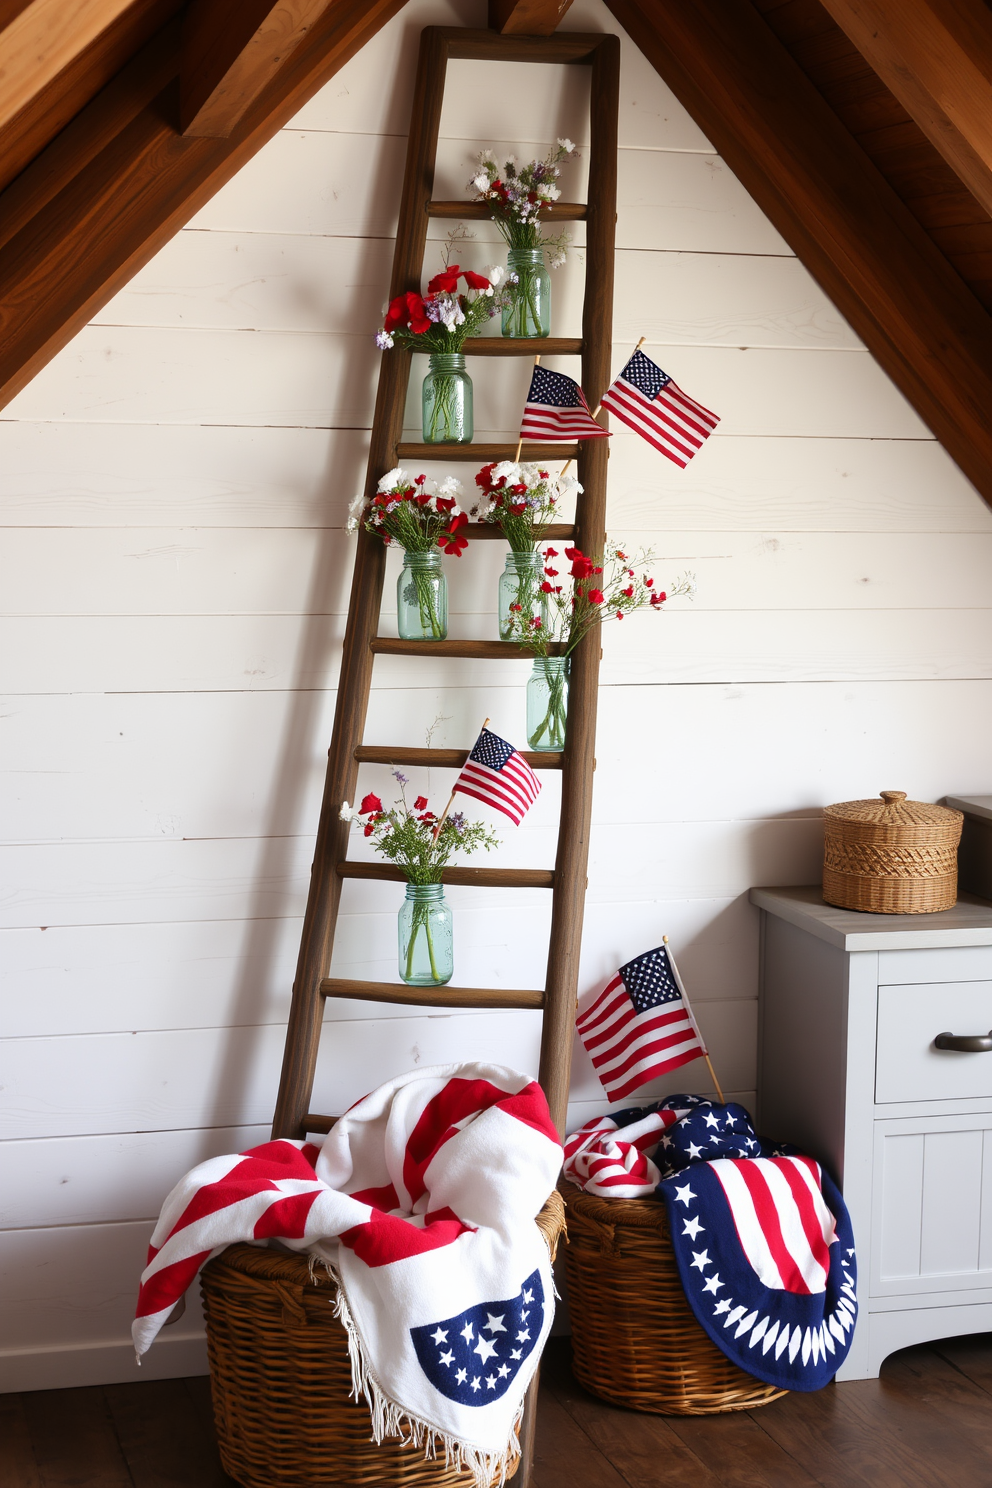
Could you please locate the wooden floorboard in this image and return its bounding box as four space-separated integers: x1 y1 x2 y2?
5 1337 992 1487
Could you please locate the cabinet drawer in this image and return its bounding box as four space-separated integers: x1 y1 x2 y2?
876 981 992 1103
879 946 992 986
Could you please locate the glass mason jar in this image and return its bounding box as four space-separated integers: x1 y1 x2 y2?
498 550 548 639
398 882 453 986
422 352 473 444
527 656 568 752
397 548 447 641
502 248 552 339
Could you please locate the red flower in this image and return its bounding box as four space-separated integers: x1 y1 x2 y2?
360 793 383 814
616 550 627 561
383 295 408 331
405 291 430 335
461 269 491 290
544 567 558 577
565 546 596 580
587 588 604 605
438 531 468 556
530 616 542 628
414 795 428 811
435 495 456 512
363 821 375 837
540 581 553 593
427 265 460 295
644 576 654 588
476 463 496 491
650 591 666 607
622 585 634 598
544 548 559 558
539 469 549 479
616 611 624 620
448 510 468 532
509 502 527 515
510 602 522 612
418 812 436 823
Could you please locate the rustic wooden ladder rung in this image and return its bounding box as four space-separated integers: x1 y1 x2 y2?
271 24 619 1156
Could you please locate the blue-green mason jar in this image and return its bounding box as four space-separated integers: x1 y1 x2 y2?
422 352 473 444
397 548 447 641
498 550 548 639
398 882 453 986
526 656 568 751
502 248 551 339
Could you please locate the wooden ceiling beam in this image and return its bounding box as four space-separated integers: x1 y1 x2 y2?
488 0 575 37
818 0 992 219
605 0 992 506
0 0 140 131
180 0 337 137
0 0 406 412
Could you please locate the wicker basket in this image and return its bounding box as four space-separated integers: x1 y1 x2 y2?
822 790 963 914
562 1184 785 1415
200 1191 565 1488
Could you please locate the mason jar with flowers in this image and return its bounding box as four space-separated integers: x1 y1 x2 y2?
469 140 576 339
340 773 499 986
347 468 469 640
504 542 697 750
375 256 515 444
472 459 582 638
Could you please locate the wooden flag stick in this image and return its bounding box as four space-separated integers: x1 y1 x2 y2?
514 356 541 463
433 717 489 837
559 336 646 481
662 933 725 1103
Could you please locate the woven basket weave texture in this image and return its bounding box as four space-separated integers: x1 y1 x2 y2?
562 1183 785 1415
822 790 963 914
200 1190 565 1488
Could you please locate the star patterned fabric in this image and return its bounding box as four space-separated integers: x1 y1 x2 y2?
411 1270 544 1405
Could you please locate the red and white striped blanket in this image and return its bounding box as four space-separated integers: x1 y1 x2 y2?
134 1064 563 1484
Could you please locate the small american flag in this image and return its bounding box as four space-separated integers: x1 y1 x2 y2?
600 349 719 467
451 727 541 826
577 942 706 1101
519 366 610 444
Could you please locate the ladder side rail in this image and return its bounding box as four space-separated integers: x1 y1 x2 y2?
539 34 621 1137
271 29 451 1140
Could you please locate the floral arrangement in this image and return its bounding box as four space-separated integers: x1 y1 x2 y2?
340 772 499 982
472 460 580 553
469 140 576 261
375 262 513 354
505 543 697 748
348 468 470 556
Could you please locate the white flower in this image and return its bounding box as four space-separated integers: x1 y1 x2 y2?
438 476 463 497
548 250 567 269
378 467 406 493
339 801 357 822
491 460 520 485
485 264 504 287
471 173 490 193
556 474 583 498
558 137 575 153
375 330 394 349
484 286 493 296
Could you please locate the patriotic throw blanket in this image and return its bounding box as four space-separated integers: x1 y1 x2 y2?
135 1064 563 1485
564 1095 857 1391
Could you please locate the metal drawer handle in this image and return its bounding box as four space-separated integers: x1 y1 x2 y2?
934 1031 992 1053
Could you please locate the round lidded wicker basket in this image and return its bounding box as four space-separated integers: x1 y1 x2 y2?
822 790 963 915
199 1190 565 1488
561 1184 786 1415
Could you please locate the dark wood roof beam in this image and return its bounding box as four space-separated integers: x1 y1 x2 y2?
818 0 992 220
488 0 575 35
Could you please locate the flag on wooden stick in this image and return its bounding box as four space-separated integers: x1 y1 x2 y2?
451 726 541 826
600 348 719 467
577 940 711 1102
519 366 610 444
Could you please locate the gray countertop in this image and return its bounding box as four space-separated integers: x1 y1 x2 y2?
749 884 992 951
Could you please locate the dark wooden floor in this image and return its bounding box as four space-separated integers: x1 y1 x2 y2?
5 1335 992 1487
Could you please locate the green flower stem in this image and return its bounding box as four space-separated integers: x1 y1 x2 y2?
530 658 568 749
404 900 441 983
425 372 458 443
408 567 444 638
507 265 544 337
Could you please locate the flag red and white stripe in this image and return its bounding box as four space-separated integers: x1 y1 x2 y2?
451 726 541 826
577 943 706 1102
519 365 610 444
600 348 719 468
711 1155 836 1295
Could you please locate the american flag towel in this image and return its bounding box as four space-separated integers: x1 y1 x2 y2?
451 727 541 826
134 1064 563 1485
564 1096 858 1392
519 366 610 444
600 349 719 467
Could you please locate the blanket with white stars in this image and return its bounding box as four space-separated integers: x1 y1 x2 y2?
564 1096 857 1391
133 1063 563 1485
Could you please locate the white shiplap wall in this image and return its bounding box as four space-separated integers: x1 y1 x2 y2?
3 0 992 1391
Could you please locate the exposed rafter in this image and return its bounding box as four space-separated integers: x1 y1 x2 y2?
818 0 992 221
181 0 337 136
488 0 575 37
0 0 405 412
605 0 992 507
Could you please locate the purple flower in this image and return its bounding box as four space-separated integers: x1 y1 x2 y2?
392 769 409 785
448 811 467 835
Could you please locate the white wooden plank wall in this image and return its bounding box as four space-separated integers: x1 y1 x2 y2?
2 0 991 1390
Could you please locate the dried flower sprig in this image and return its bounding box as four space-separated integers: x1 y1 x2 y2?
340 771 499 886
469 140 577 262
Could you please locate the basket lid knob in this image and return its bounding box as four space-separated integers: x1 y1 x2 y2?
880 790 908 806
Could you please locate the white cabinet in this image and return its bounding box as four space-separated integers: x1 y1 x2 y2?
752 885 992 1380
